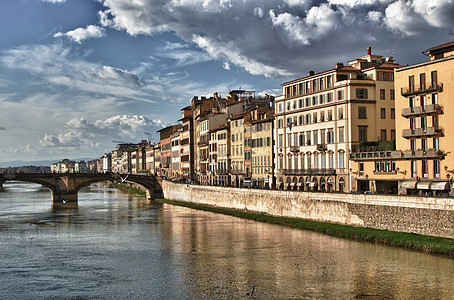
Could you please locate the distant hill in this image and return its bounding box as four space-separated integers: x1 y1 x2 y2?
0 158 96 168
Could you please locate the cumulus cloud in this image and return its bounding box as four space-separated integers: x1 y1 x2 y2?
94 0 454 77
0 43 148 101
43 0 66 3
39 115 164 149
54 25 106 43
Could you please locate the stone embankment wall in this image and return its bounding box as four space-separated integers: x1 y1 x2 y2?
161 180 454 239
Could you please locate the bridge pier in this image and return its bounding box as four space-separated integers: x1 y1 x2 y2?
51 190 78 208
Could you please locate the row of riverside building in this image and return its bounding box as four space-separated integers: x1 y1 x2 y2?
53 40 454 197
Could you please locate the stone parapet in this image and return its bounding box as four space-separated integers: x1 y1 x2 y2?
161 181 454 239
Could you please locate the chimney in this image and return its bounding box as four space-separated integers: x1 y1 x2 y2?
308 70 315 76
335 62 344 69
367 46 371 55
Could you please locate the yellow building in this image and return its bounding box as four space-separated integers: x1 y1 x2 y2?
350 40 454 196
276 47 399 192
250 107 274 188
229 113 246 187
394 40 454 196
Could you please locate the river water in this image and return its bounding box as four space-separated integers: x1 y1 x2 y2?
0 182 453 300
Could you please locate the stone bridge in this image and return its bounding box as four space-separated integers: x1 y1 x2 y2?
0 173 163 207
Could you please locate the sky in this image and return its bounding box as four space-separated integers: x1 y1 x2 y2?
0 0 453 163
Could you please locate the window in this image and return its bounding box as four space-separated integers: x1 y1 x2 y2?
306 131 311 145
339 152 344 169
422 160 428 178
327 75 332 88
378 72 386 80
380 130 387 141
278 135 283 148
320 94 325 104
313 131 318 145
356 88 368 99
338 108 343 119
409 75 415 92
358 126 367 142
411 139 416 152
420 73 426 90
299 133 305 146
422 138 427 151
338 127 344 143
327 92 333 103
299 99 303 108
380 89 386 100
312 96 317 106
359 162 364 177
358 106 367 119
313 112 318 123
433 137 439 151
389 73 394 81
411 160 417 177
338 89 344 100
434 160 440 178
390 89 395 100
327 129 334 144
314 154 319 169
431 71 438 87
381 108 386 119
327 110 333 121
391 108 395 119
391 130 396 140
320 130 326 144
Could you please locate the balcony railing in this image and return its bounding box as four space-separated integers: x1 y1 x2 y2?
401 104 443 118
317 144 327 151
402 126 443 138
401 83 443 97
402 149 444 159
349 151 402 161
290 146 299 152
283 168 336 175
230 170 245 175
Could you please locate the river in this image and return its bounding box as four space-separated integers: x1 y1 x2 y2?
0 181 453 299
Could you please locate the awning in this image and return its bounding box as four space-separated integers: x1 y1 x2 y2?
417 182 431 190
296 183 302 186
401 180 417 189
290 183 295 186
309 182 316 187
327 177 334 183
430 181 449 190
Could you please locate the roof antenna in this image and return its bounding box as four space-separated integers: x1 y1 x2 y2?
449 30 454 41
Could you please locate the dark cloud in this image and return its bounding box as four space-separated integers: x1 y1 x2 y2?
99 0 454 77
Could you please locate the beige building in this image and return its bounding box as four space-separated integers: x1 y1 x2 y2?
229 113 246 187
212 125 230 186
178 106 193 180
276 47 400 192
250 107 274 188
349 40 453 196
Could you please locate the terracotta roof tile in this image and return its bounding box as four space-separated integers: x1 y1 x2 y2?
423 40 454 53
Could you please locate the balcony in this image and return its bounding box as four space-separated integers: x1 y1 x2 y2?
349 151 402 161
401 83 443 97
401 104 443 118
317 144 327 151
230 170 244 175
402 126 443 139
283 168 336 175
402 149 445 159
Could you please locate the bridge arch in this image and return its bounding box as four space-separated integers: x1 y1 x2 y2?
0 173 163 207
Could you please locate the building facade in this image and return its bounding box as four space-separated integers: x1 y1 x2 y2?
276 48 399 192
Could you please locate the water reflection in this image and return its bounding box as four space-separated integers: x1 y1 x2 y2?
0 182 453 299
